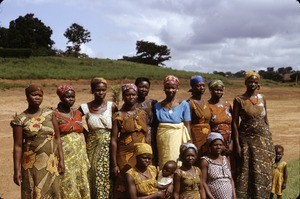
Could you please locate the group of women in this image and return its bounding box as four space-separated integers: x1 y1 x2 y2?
12 71 275 199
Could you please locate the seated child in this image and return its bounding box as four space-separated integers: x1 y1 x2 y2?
157 160 177 199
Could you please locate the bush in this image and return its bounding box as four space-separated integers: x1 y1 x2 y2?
0 48 32 58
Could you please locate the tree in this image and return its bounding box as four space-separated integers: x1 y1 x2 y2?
7 13 54 54
0 27 9 47
123 40 171 66
64 23 91 58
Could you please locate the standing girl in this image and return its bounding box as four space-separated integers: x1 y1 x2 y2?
11 84 64 198
79 78 118 199
54 85 90 199
173 143 206 199
200 132 236 199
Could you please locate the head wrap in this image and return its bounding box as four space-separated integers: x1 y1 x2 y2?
90 77 107 92
135 77 150 87
245 71 260 83
179 143 198 157
134 143 153 156
207 132 224 146
25 84 43 96
208 80 224 90
190 75 205 87
164 75 179 85
56 85 75 98
122 83 137 93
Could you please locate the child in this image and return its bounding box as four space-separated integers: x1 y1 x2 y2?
157 160 177 198
270 145 288 199
173 143 206 199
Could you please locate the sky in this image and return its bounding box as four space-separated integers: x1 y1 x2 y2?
1 0 300 73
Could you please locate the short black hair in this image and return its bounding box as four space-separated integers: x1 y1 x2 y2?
275 145 284 152
135 77 150 87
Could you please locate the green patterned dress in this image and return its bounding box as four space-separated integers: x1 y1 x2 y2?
11 108 61 199
81 102 113 199
54 109 90 199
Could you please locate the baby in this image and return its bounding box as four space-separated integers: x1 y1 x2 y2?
157 160 177 198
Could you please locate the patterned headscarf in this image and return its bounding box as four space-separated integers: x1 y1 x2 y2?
122 83 137 93
164 75 179 85
245 71 260 83
190 75 205 87
25 84 43 96
56 85 75 98
207 132 224 146
134 143 153 156
90 77 107 92
208 80 224 90
179 143 198 160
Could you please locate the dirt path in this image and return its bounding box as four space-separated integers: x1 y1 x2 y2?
1 80 299 198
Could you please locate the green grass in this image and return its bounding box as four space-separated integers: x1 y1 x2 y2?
284 159 300 198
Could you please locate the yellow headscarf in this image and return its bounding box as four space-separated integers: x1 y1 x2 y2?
134 143 153 156
245 70 260 82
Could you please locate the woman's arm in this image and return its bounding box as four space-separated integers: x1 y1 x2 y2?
199 159 213 199
173 172 181 199
52 115 65 174
226 158 236 199
232 98 241 158
125 173 165 199
13 125 23 186
111 119 120 176
263 95 269 125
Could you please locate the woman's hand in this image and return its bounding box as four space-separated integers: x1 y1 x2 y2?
112 165 120 177
236 144 242 158
156 190 166 199
58 159 65 174
13 169 22 186
165 184 173 198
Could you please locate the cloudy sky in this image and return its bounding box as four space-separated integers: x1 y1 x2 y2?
1 0 299 73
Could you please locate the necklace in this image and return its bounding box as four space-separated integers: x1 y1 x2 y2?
135 167 151 179
248 95 258 105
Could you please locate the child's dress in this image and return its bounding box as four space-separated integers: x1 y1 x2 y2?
157 170 173 187
271 161 287 196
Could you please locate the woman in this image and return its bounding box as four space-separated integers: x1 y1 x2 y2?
233 71 275 198
173 143 206 199
207 80 233 157
54 85 90 199
187 75 211 158
11 84 64 198
200 132 236 199
153 75 191 169
79 78 117 199
135 77 157 144
111 83 148 198
126 143 165 199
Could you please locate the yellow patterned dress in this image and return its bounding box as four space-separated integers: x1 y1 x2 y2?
54 109 90 199
271 161 287 196
81 102 114 199
126 165 158 197
10 108 61 199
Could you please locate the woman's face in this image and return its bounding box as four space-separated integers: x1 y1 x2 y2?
123 88 138 105
27 91 43 107
192 82 205 95
164 82 178 98
137 81 150 98
61 90 75 108
136 153 153 168
210 139 224 155
210 85 224 99
181 148 197 166
245 76 259 91
93 83 107 100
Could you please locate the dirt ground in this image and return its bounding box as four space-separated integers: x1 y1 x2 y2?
0 79 299 199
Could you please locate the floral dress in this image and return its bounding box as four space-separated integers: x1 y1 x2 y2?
54 109 90 199
235 94 275 198
10 108 61 199
81 102 113 199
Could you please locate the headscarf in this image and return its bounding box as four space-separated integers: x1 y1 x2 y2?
122 83 137 93
190 75 205 87
134 143 153 156
56 85 75 98
207 132 224 146
208 79 224 90
179 143 198 159
25 84 43 96
245 70 260 83
164 75 179 85
90 77 107 92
